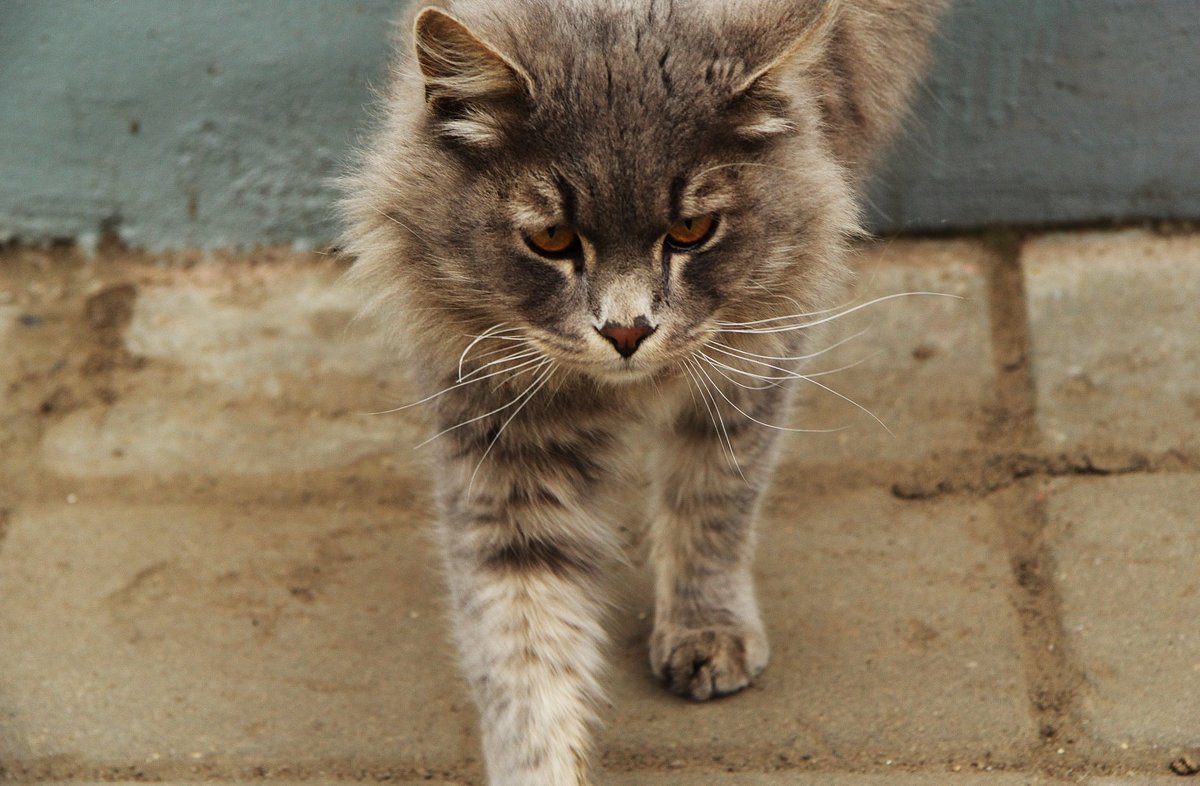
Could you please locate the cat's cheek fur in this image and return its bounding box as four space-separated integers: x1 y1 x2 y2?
508 256 573 327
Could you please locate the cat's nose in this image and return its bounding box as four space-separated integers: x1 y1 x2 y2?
598 319 656 358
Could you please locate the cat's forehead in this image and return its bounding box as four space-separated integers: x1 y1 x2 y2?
509 161 740 235
523 6 748 107
431 0 812 228
502 6 759 224
449 0 773 111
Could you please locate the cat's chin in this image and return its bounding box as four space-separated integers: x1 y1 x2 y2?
580 361 666 386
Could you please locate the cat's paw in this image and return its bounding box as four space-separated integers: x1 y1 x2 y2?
651 626 768 701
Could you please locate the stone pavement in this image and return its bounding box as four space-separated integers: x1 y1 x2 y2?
0 229 1197 785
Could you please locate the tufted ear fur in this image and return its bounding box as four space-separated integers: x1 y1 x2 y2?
729 0 840 142
413 7 534 148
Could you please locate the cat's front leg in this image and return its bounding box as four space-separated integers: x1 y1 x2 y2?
648 380 787 701
435 415 615 786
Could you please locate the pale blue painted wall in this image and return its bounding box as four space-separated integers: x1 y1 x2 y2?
0 0 394 249
874 0 1200 231
1 0 1198 249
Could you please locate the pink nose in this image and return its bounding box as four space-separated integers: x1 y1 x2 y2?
598 321 655 358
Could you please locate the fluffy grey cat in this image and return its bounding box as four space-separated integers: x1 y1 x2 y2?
340 0 945 783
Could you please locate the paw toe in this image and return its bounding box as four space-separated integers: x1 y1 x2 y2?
657 628 763 701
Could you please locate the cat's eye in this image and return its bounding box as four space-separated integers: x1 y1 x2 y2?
526 225 580 257
665 215 716 251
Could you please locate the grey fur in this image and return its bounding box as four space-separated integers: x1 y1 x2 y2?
339 1 945 783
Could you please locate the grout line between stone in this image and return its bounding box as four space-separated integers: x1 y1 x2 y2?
981 231 1038 451
979 231 1094 777
7 442 1195 515
997 487 1094 776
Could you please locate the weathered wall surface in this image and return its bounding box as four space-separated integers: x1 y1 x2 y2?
1 0 1198 249
874 0 1200 231
0 0 393 249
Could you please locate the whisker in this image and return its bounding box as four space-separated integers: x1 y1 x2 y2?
792 353 877 379
696 351 795 383
458 348 541 382
708 327 868 363
458 327 527 340
692 160 794 179
466 363 557 498
458 322 521 379
703 347 892 435
416 360 552 448
717 291 963 335
691 355 846 435
465 335 529 344
462 341 540 365
682 359 745 479
363 355 547 415
370 205 422 240
716 300 848 327
700 357 784 390
747 279 807 320
793 368 893 436
700 349 877 381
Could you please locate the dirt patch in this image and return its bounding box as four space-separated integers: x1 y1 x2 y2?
80 282 144 377
83 282 136 338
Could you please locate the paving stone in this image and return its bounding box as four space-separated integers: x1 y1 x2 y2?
603 485 1033 762
38 264 429 477
122 270 406 394
1047 474 1200 747
0 493 1031 772
0 501 474 768
781 238 995 464
604 773 1056 785
1024 230 1200 454
40 397 422 476
0 303 16 343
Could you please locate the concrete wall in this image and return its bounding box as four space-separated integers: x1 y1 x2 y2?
1 0 1198 249
875 0 1200 232
0 0 393 250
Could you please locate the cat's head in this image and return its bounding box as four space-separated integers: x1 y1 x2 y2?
348 0 860 383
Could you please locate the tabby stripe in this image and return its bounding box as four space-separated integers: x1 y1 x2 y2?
479 535 601 578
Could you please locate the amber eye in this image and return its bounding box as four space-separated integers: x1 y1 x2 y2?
526 225 579 256
666 215 716 250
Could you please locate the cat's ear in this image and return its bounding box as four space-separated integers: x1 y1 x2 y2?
729 0 840 141
413 7 534 147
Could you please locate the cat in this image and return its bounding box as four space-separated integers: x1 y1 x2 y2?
339 1 945 783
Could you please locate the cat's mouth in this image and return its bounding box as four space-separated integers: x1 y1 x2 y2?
528 326 693 385
594 359 662 384
571 349 689 387
531 345 665 385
